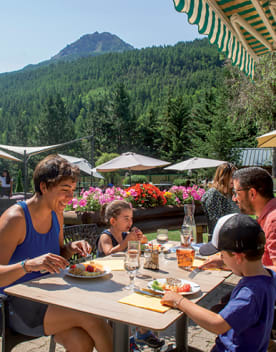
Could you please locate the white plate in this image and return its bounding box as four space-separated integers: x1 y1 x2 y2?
64 266 111 279
148 278 200 296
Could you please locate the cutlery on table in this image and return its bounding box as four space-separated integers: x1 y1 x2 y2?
134 288 163 298
188 267 202 279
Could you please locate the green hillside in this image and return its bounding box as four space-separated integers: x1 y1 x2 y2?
1 36 272 185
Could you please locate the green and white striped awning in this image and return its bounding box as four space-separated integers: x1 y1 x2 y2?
173 0 276 78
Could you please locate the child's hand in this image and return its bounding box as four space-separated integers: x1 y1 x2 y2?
161 291 183 308
129 227 143 241
198 255 225 269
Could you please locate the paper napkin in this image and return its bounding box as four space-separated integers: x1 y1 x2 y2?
118 293 170 313
94 259 124 271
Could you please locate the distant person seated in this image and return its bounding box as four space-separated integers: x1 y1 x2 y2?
201 163 239 234
0 170 13 197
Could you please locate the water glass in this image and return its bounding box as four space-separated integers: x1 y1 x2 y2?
124 252 140 291
156 229 168 243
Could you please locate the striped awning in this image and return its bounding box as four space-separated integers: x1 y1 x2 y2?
173 0 276 78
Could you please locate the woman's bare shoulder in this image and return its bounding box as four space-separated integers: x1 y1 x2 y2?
0 203 25 228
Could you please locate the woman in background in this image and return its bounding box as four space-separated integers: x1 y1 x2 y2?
201 163 239 234
0 170 13 197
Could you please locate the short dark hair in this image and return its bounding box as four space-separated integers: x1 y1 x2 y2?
33 154 80 195
232 167 274 199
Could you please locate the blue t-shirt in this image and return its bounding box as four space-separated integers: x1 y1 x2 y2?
213 269 276 352
97 229 128 257
1 201 60 295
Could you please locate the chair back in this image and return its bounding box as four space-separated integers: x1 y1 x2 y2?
63 223 99 263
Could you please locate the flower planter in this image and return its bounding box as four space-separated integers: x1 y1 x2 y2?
64 204 207 241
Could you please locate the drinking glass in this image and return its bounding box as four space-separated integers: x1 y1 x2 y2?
180 224 193 247
124 252 140 291
176 247 195 269
156 229 168 244
128 240 141 253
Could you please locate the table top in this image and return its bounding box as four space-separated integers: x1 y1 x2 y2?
5 246 231 331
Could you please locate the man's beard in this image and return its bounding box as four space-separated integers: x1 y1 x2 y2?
239 194 255 215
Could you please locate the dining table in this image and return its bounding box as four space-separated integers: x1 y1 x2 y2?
5 241 232 352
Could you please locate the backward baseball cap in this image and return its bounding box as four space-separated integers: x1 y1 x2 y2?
199 213 265 256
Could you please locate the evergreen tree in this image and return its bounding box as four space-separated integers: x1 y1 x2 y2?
158 94 192 162
34 94 75 146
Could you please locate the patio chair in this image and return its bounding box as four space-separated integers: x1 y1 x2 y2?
63 223 99 262
0 293 55 352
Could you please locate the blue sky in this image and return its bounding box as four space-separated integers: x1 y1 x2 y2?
0 0 203 73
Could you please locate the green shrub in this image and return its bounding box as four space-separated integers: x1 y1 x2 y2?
15 170 24 193
123 174 148 185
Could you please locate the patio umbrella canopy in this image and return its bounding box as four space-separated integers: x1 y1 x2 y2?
0 149 22 162
58 154 104 179
165 157 226 171
173 0 276 78
96 152 170 172
257 130 276 147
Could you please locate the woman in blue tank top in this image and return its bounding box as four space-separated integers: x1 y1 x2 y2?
0 155 112 352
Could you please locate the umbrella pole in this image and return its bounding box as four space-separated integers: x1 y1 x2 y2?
129 169 132 186
23 151 27 200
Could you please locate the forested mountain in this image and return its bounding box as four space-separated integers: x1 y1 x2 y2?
22 32 135 71
52 32 134 61
0 36 273 184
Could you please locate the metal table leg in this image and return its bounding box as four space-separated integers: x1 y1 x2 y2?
113 321 129 352
176 314 188 352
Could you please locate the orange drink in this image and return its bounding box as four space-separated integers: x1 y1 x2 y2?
176 247 195 268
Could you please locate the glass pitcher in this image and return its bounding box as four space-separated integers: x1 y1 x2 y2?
182 203 197 243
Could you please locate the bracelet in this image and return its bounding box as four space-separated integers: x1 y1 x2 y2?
173 297 184 309
20 259 31 273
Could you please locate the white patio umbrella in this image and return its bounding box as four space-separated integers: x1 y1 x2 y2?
257 130 276 148
96 152 170 184
165 157 226 171
0 149 22 162
0 135 93 198
58 154 104 179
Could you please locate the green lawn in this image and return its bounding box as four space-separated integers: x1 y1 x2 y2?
145 230 181 242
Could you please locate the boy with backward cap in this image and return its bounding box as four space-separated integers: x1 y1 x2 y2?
161 213 276 351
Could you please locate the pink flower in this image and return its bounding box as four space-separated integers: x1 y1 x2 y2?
79 199 87 207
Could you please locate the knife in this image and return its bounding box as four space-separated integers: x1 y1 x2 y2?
134 288 163 298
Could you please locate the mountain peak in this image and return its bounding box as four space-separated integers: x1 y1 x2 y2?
51 31 135 61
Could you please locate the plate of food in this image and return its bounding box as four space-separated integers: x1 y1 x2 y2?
65 261 111 279
147 278 200 295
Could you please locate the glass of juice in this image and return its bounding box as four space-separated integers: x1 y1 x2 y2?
176 247 195 269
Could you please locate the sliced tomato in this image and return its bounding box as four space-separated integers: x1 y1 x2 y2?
177 284 191 293
86 265 95 272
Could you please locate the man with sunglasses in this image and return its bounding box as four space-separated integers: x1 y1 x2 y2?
200 167 276 271
232 167 276 271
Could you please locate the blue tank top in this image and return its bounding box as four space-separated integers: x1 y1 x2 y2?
0 201 60 294
97 229 128 257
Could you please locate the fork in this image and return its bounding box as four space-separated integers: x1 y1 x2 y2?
188 267 202 279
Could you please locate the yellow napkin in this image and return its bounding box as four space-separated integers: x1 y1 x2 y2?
192 258 206 268
94 259 124 271
118 293 170 313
